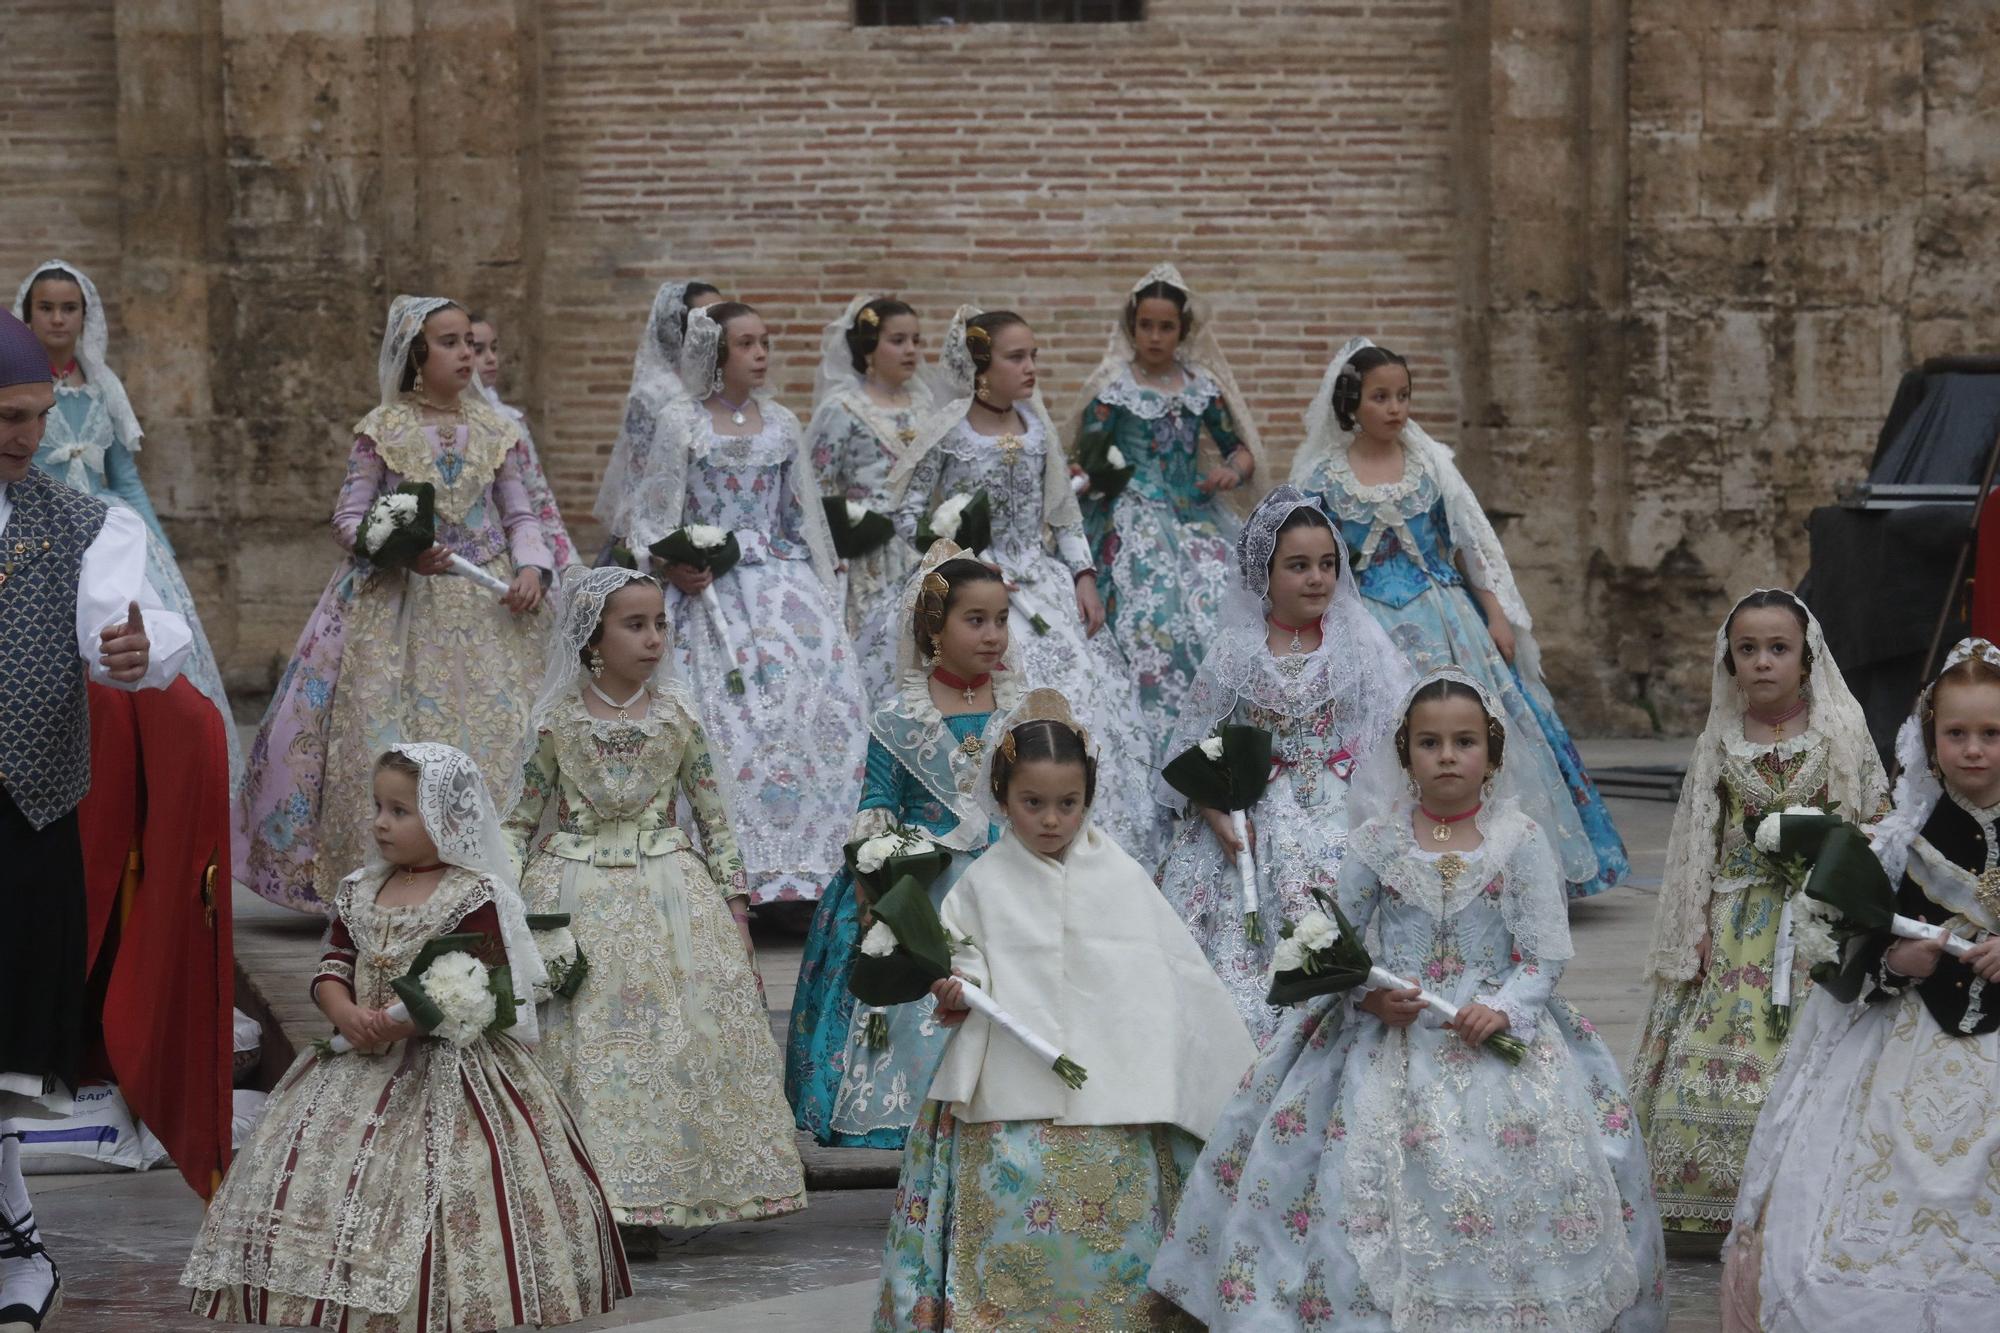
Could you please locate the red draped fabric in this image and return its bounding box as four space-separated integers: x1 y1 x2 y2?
77 676 234 1198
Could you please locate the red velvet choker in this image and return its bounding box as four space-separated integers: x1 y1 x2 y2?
931 666 992 704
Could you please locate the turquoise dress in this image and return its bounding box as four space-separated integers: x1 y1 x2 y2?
785 703 998 1150
1298 448 1628 896
1078 365 1243 754
33 382 240 782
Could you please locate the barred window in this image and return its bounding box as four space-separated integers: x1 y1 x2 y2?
857 1 1144 25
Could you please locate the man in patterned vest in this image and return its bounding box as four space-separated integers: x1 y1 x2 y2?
0 309 189 1333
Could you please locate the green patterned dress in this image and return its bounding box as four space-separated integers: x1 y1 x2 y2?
1630 724 1831 1234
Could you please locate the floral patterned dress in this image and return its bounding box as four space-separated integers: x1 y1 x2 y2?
1157 669 1362 1045
807 386 927 690
1077 365 1242 753
786 682 1000 1148
236 402 554 910
894 412 1161 862
1629 723 1830 1235
182 868 628 1330
1149 816 1667 1332
1297 447 1628 897
672 411 869 903
506 690 806 1226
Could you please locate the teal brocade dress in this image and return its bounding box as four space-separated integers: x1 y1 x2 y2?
785 710 995 1149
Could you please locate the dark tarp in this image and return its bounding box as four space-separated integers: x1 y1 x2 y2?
1800 359 2000 764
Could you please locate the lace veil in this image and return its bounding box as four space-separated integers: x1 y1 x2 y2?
15 259 144 450
623 307 840 584
1061 262 1265 500
594 278 704 534
1347 666 1572 965
352 741 549 1044
1291 334 1550 684
870 539 1026 851
887 303 1083 538
527 566 694 733
1868 636 2000 885
1154 484 1412 808
1643 590 1885 982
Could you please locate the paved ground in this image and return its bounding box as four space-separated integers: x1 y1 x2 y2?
27 737 1726 1331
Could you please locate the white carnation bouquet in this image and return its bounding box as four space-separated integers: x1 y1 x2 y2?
319 934 514 1055
355 480 510 595
527 912 589 1002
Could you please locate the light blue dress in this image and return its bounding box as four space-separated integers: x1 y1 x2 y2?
1297 447 1628 896
33 382 240 780
785 696 999 1149
1149 813 1667 1331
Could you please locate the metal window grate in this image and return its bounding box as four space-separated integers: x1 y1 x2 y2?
857 1 1144 25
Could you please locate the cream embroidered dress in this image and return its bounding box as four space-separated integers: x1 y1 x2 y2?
506 688 806 1226
182 869 626 1329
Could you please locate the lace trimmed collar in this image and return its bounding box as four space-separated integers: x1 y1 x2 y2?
1723 708 1822 760
946 402 1047 459
694 401 790 456
1945 785 2000 827
1096 362 1220 420
559 685 696 740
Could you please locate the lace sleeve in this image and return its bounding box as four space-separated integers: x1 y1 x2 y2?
892 443 941 543
331 435 388 553
681 720 748 897
503 728 558 874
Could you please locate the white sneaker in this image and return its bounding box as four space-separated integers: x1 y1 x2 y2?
0 1203 59 1333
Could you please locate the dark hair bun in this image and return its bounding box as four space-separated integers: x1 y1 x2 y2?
845 298 916 377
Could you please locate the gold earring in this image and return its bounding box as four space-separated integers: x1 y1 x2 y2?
975 375 991 400
587 648 604 678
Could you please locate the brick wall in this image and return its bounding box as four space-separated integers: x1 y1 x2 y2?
0 1 122 332
537 0 1469 531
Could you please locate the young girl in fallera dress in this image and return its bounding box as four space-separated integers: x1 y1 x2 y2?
874 689 1257 1331
237 296 555 913
506 568 805 1257
182 744 626 1330
624 302 868 907
786 542 1018 1148
1722 639 2000 1331
1066 264 1264 750
889 306 1162 862
1150 670 1666 1332
806 294 933 687
1288 336 1628 898
1156 487 1411 1043
1630 590 1887 1236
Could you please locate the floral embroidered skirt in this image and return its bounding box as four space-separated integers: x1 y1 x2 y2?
874 1101 1202 1332
1631 878 1804 1234
1148 995 1667 1332
526 849 806 1226
1723 988 2000 1331
182 1035 627 1330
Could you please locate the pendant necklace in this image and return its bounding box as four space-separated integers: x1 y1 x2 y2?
49 359 77 387
1749 697 1809 741
1419 801 1481 844
1269 615 1317 654
717 391 752 427
931 665 991 706
588 679 648 718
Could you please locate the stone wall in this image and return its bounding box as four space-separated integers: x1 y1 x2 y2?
4 1 1997 732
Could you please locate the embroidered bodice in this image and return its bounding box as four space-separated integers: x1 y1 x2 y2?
811 391 923 508
1232 663 1358 811
334 421 551 570
505 692 746 891
894 410 1091 575
684 412 810 562
1304 448 1463 609
334 868 498 1012
860 710 993 838
1342 821 1559 1039
1710 725 1831 892
1084 365 1241 520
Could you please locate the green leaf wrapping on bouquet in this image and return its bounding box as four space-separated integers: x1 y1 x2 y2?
604 545 639 570
822 496 897 560
525 913 590 1001
1740 810 1846 865
648 527 743 578
1161 725 1275 814
357 481 437 570
386 932 517 1034
1264 892 1374 1006
912 491 992 556
848 873 955 1007
1742 812 1899 1003
1072 431 1136 503
842 838 954 905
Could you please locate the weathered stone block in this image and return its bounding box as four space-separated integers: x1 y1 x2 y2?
1702 28 1790 129
1779 225 1882 305
1669 309 1776 421
1629 26 1704 132
1791 308 1899 422
1629 130 1701 220
1697 132 1789 222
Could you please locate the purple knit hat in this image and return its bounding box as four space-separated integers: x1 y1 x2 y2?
0 311 50 389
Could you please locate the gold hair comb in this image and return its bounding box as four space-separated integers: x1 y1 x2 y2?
856 307 880 329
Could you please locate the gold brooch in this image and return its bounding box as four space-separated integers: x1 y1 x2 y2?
997 433 1024 465
1436 853 1467 894
959 734 984 759
1978 867 2000 918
